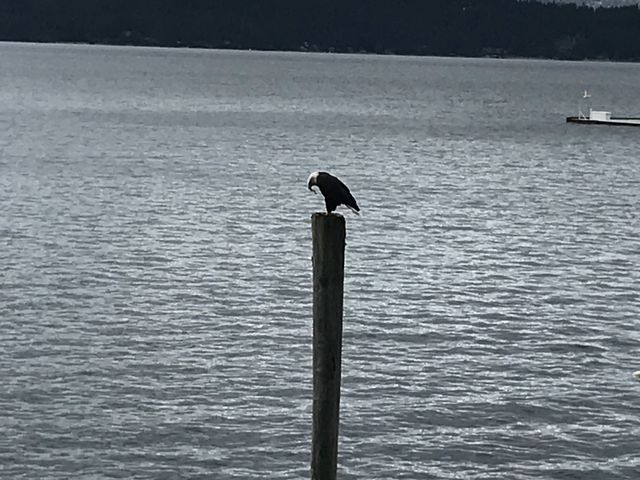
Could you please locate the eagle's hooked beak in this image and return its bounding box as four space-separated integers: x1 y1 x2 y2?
308 180 318 194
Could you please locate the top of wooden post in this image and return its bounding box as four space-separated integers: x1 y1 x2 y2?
311 213 346 244
311 212 346 223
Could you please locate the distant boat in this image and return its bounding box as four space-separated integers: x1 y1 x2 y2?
567 109 640 127
567 91 640 126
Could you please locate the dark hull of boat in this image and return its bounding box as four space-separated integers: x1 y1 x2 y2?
566 116 640 127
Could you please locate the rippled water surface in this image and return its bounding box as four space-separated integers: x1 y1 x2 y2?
1 42 639 479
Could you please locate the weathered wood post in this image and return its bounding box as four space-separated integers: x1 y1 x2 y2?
311 213 346 480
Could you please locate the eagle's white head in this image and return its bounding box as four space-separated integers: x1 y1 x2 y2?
307 171 320 194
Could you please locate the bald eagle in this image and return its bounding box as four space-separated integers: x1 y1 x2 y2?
307 171 360 215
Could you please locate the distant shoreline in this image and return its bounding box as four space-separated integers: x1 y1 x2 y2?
2 39 637 65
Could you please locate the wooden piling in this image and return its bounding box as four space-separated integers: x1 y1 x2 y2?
311 213 346 480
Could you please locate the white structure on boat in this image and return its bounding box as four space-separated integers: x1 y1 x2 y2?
583 109 611 121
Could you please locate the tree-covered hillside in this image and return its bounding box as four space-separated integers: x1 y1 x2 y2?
1 0 639 60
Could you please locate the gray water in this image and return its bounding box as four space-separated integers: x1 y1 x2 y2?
1 42 639 479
